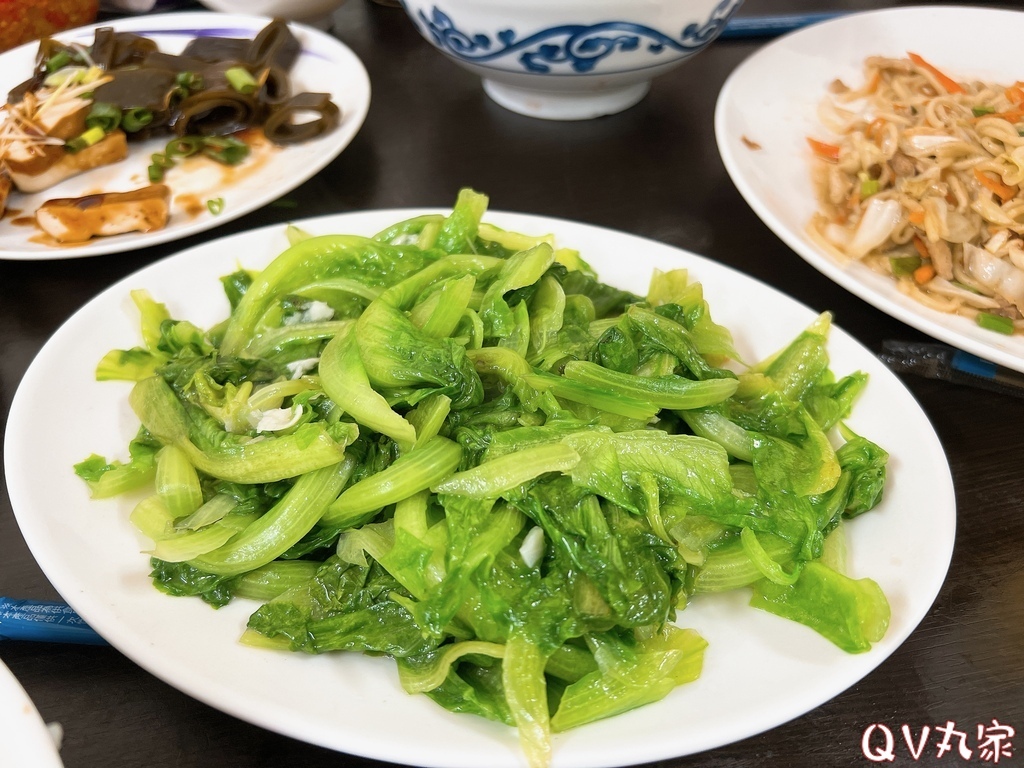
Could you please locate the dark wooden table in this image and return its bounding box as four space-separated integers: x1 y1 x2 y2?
2 1 1022 766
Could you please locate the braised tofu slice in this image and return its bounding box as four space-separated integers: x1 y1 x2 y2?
8 130 129 194
36 184 170 242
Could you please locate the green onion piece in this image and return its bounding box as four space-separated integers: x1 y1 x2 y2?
860 178 880 198
972 106 996 117
65 125 107 154
85 101 121 133
202 136 250 165
207 197 225 215
175 71 204 91
165 136 204 158
889 255 922 277
148 151 175 182
976 312 1015 335
122 107 154 133
44 50 72 74
225 66 257 94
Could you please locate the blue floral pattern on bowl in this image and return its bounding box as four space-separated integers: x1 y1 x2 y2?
414 0 742 74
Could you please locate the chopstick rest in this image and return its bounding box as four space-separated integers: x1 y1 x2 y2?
719 12 846 39
879 341 1024 399
0 598 107 645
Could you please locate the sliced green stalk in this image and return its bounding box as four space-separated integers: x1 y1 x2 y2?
406 393 452 448
130 376 355 483
247 377 320 412
245 319 353 359
155 445 204 519
692 533 798 593
524 371 658 421
321 437 462 528
502 632 552 768
174 493 238 531
229 561 321 601
740 527 803 586
131 289 171 351
434 443 580 498
679 410 754 462
419 275 476 339
292 277 382 303
398 640 506 694
189 460 354 577
562 361 738 409
318 324 416 450
478 222 554 252
130 495 176 541
150 510 260 562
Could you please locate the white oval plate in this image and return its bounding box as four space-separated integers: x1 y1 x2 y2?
0 12 370 260
0 658 64 768
716 6 1024 372
5 211 955 768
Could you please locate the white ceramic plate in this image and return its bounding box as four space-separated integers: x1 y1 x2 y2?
716 6 1024 372
0 658 64 768
5 211 955 768
0 12 369 260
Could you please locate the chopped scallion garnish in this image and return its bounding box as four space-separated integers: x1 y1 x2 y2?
44 50 72 74
889 255 922 277
202 136 250 165
976 312 1015 335
972 106 996 117
85 101 121 133
65 125 108 154
122 108 154 133
225 66 257 95
207 198 225 215
166 136 204 158
175 71 204 92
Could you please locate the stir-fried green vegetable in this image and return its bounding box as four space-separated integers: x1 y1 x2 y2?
76 189 891 767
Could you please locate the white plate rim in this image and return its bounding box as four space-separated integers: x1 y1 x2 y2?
4 209 956 768
0 657 64 768
715 5 1024 373
0 11 370 261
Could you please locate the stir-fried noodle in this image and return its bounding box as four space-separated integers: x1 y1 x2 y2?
807 54 1024 335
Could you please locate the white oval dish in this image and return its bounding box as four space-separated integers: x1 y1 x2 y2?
5 210 955 768
0 658 64 768
0 12 370 260
716 6 1024 372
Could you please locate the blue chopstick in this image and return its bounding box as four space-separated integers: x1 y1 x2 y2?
720 11 847 39
0 598 107 646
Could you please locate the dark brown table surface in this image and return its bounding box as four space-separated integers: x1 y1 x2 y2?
2 1 1022 766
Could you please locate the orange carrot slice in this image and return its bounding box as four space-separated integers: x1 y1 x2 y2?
907 52 965 94
974 168 1018 202
913 263 936 284
1006 85 1024 105
806 137 841 161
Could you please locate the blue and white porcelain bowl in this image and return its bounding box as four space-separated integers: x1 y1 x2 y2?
400 0 743 120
